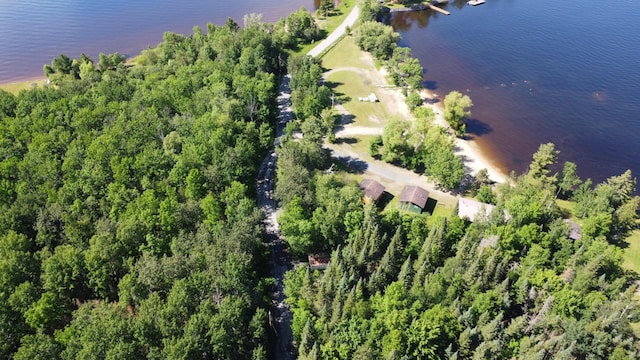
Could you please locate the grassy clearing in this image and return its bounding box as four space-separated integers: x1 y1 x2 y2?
622 230 640 274
0 79 48 94
290 0 354 57
323 38 398 128
321 35 365 69
556 199 577 221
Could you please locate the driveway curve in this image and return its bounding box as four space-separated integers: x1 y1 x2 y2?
307 5 360 58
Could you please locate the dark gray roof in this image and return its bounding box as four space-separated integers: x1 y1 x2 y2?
563 219 582 240
359 179 385 201
398 185 429 209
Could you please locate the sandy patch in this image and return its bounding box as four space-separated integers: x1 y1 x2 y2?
418 88 508 183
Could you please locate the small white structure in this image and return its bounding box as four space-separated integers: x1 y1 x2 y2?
467 0 486 5
359 93 379 102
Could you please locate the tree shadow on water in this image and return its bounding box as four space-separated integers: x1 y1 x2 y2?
464 118 492 138
423 80 438 91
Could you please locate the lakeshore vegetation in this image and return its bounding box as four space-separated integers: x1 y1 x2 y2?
0 1 638 359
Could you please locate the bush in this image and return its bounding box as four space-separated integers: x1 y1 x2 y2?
369 135 383 157
406 91 423 111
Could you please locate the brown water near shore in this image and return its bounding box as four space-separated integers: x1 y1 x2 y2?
390 1 640 184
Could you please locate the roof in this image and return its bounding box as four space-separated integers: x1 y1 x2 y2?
398 185 429 209
308 254 330 271
563 219 582 240
358 179 386 201
458 197 496 222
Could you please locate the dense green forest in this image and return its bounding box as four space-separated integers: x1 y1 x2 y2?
277 3 640 358
282 137 640 358
0 12 321 358
1 1 639 359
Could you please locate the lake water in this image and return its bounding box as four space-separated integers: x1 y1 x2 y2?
390 0 640 183
0 0 315 83
1 0 639 185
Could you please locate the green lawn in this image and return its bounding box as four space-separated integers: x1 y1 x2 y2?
291 0 354 57
321 34 367 69
622 229 640 274
556 199 577 221
323 37 398 129
0 79 48 94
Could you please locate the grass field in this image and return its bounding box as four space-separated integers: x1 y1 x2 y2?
0 78 48 95
323 37 400 129
292 0 354 56
556 199 577 221
622 229 640 274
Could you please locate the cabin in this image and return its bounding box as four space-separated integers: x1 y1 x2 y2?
358 179 385 203
563 219 582 240
398 185 429 214
457 197 497 222
308 253 331 271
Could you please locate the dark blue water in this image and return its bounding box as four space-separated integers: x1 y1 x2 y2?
0 0 315 83
392 0 640 183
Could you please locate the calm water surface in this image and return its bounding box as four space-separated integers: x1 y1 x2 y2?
391 0 640 183
2 0 639 184
0 0 315 83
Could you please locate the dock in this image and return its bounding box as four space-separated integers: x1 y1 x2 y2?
387 2 451 16
428 4 451 15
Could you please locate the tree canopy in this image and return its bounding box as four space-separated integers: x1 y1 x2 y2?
0 17 292 358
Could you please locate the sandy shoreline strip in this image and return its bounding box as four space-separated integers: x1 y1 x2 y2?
418 88 508 184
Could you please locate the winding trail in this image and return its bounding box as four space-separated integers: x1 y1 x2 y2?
256 5 360 360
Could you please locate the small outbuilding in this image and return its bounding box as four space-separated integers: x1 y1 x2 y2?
563 219 582 240
398 185 429 214
308 254 330 271
359 179 386 203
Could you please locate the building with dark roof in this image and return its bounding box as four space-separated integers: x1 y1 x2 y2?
398 185 429 214
563 219 582 240
308 253 330 271
359 179 386 203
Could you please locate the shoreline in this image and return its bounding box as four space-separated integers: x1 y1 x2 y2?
417 88 509 184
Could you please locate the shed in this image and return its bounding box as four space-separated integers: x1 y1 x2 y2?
563 219 582 240
359 179 386 203
308 253 330 271
398 185 429 214
458 197 496 222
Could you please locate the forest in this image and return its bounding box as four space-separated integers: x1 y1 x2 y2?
0 11 323 359
278 3 640 359
0 1 639 359
283 139 640 359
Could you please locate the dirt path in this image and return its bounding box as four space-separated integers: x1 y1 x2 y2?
307 5 360 58
256 75 295 360
325 142 457 204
